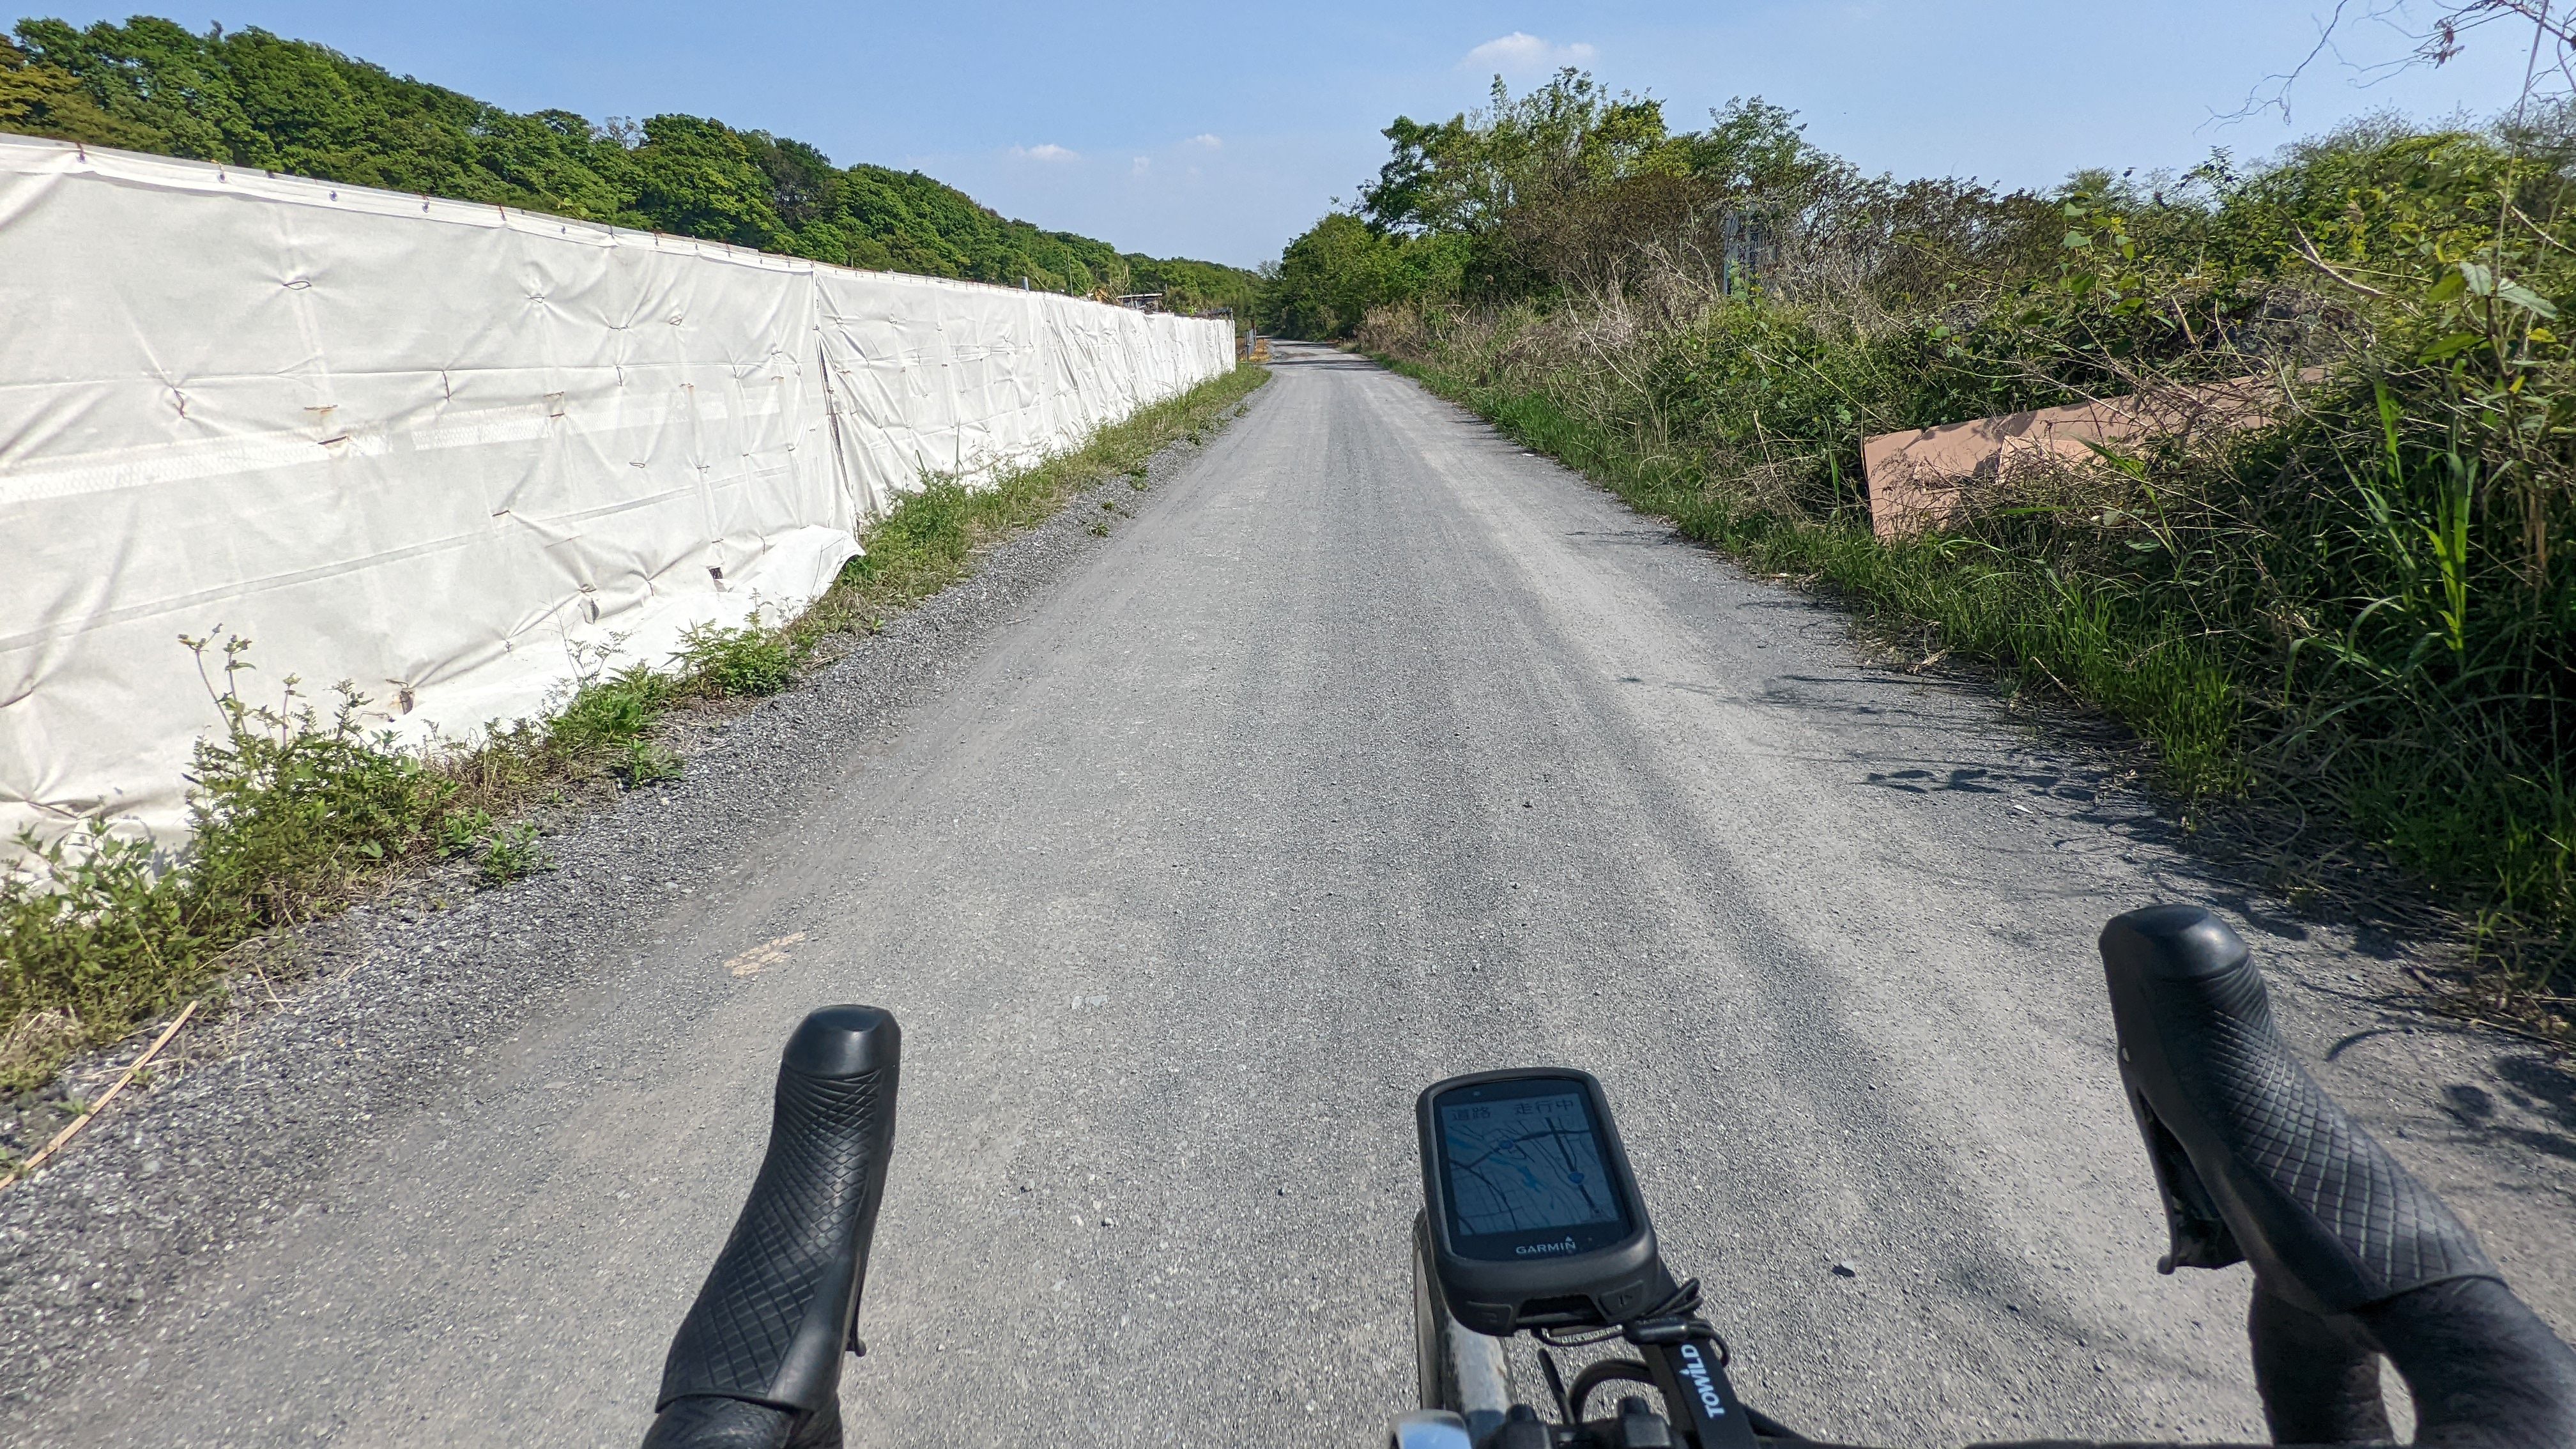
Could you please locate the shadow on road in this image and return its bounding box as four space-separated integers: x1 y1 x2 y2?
1263 342 1381 371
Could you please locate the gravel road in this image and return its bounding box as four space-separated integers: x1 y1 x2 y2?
3 342 2571 1447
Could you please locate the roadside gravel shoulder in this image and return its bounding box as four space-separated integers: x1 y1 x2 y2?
0 398 1259 1412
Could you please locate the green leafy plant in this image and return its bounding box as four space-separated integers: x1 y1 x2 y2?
436 808 493 859
616 739 683 788
548 666 671 753
1 636 457 1091
675 620 807 698
180 636 460 925
475 824 550 885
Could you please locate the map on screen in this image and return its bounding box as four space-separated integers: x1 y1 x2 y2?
1439 1092 1621 1236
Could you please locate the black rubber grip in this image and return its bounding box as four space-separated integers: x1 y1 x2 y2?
638 1395 808 1449
654 1005 901 1422
2099 906 2494 1315
2357 1275 2576 1446
2246 1283 2394 1443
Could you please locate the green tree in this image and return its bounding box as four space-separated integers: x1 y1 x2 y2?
1362 70 1684 237
624 114 785 247
1265 213 1468 337
0 15 1257 307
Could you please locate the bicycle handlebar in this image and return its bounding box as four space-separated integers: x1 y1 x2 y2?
2101 905 2492 1308
2101 905 2576 1446
640 914 2576 1449
641 1005 901 1449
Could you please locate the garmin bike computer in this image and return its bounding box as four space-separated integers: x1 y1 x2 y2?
1416 1068 1674 1337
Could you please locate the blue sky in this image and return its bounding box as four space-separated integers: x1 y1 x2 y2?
18 3 2545 267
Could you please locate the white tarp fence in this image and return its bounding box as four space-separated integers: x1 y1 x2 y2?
0 135 1234 857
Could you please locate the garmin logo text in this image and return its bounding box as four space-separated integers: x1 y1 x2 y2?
1678 1341 1727 1418
1512 1238 1580 1257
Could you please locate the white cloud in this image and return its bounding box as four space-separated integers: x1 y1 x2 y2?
1131 156 1151 175
1010 142 1080 163
1186 133 1222 150
1460 32 1596 73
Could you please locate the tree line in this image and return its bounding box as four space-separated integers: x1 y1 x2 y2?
0 16 1259 315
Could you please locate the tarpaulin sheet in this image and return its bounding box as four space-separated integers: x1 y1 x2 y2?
0 136 1234 857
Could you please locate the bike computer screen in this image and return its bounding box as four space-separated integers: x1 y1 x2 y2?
1416 1068 1669 1335
1434 1077 1632 1256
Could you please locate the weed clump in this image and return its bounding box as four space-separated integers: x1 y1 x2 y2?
545 664 677 763
183 638 461 922
1 638 466 1091
677 622 809 698
615 739 683 789
474 824 550 885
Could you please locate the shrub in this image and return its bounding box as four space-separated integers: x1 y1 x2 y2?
615 739 683 788
544 663 677 765
675 621 807 698
182 637 459 926
475 824 550 885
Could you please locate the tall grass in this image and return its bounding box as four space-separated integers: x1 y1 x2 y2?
1404 365 2253 794
0 364 1268 1095
1382 312 2573 1039
1321 92 2576 1050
